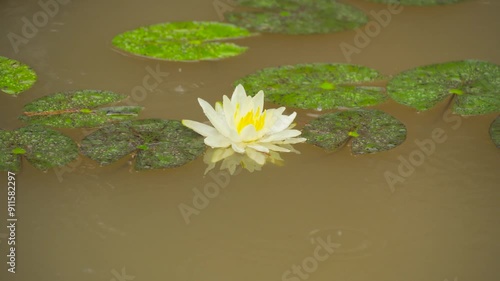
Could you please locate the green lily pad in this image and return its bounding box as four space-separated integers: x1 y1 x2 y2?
490 116 500 148
112 21 253 61
19 90 143 128
0 56 37 95
235 63 387 110
0 125 78 172
225 0 368 34
365 0 463 6
302 109 407 154
80 119 205 170
387 60 500 115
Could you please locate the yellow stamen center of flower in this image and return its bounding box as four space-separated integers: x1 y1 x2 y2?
235 107 266 133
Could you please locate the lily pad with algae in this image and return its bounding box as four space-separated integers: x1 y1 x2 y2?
365 0 464 6
19 90 143 128
0 125 78 172
235 63 387 110
490 116 500 148
302 109 407 154
0 56 37 95
387 60 500 115
112 21 253 61
225 0 368 34
80 119 205 170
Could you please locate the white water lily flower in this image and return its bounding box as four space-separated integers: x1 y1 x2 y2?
182 84 306 163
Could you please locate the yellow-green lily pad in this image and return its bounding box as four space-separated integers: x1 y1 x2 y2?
235 63 387 110
225 0 368 34
112 21 253 61
0 56 37 95
19 90 143 128
387 60 500 115
366 0 464 5
0 125 78 172
80 119 205 170
302 109 407 154
490 116 500 148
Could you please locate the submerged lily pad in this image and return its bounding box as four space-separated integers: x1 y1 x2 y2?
0 125 78 172
366 0 463 5
80 119 205 170
235 63 387 109
0 56 37 95
302 109 406 154
387 60 500 115
225 0 368 34
112 21 253 61
490 116 500 148
19 90 143 128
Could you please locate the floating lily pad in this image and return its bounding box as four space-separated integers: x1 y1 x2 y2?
302 109 406 154
235 63 387 110
0 56 37 95
0 125 78 172
80 119 205 170
19 90 143 128
387 60 500 115
112 21 253 61
225 0 368 34
490 116 500 148
365 0 463 5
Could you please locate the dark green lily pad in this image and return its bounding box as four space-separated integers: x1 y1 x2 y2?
366 0 463 6
0 56 37 95
19 90 143 128
112 21 253 61
225 0 368 34
80 119 205 170
302 109 407 154
490 116 500 148
235 63 387 110
387 60 500 115
0 125 78 172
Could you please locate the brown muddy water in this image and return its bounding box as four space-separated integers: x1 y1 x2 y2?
1 0 499 280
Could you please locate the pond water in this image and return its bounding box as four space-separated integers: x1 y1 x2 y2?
1 0 499 280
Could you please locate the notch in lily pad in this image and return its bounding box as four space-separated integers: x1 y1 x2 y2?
490 116 500 148
387 60 500 115
235 63 387 110
302 109 407 154
80 119 205 170
365 0 464 6
0 56 37 95
112 21 254 61
0 125 78 172
19 90 143 128
225 0 368 34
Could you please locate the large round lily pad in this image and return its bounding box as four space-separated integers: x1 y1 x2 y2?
490 116 500 148
19 90 143 128
80 119 205 170
0 56 37 95
225 0 368 34
302 109 407 154
387 60 500 115
0 125 78 172
235 63 387 110
112 21 253 61
366 0 463 5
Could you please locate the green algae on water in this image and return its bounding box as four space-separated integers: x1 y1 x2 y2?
0 56 37 95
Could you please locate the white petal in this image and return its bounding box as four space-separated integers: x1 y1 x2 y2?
231 84 247 106
182 120 218 137
261 143 291 152
260 129 302 143
268 112 297 133
247 144 270 153
231 142 246 153
245 148 266 165
239 124 258 142
279 137 307 144
253 90 264 113
198 98 231 138
204 134 232 148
